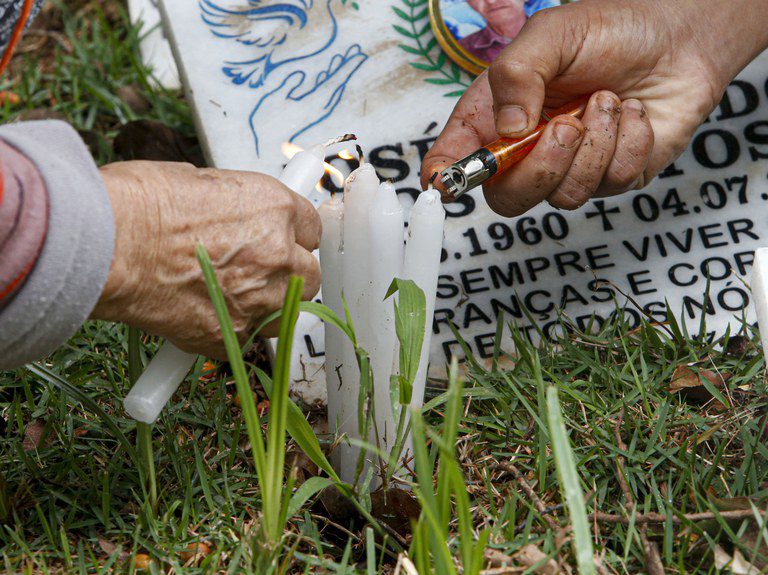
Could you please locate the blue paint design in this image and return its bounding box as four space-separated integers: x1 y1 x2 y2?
200 0 368 157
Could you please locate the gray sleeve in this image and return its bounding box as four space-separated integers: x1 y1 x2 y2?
0 120 115 369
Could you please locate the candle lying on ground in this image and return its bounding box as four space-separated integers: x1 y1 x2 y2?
367 181 404 452
124 143 329 424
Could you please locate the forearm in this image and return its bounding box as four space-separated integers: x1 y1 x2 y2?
689 0 768 89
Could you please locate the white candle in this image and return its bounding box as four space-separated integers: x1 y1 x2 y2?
337 163 380 482
279 145 326 198
367 181 404 453
123 344 198 423
752 248 768 363
401 188 445 454
317 195 346 470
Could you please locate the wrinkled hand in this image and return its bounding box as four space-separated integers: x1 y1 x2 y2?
423 0 768 217
92 161 321 358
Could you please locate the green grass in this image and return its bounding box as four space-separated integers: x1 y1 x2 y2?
1 1 768 573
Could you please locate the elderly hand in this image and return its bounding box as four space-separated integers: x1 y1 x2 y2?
91 161 321 358
422 0 768 217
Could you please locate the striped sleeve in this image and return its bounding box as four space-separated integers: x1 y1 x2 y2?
0 139 49 311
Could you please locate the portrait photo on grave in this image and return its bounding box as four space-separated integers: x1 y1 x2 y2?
429 0 563 74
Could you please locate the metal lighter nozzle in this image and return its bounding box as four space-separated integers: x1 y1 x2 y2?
440 147 498 199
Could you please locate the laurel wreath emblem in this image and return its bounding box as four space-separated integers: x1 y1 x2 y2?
392 0 475 97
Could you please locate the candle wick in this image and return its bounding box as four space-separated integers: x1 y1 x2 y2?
323 133 358 148
356 144 364 167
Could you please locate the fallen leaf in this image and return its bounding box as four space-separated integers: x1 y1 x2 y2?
370 488 420 535
669 365 729 406
22 420 52 451
133 554 152 571
724 335 753 357
0 91 19 105
697 496 768 572
512 544 560 575
98 538 130 561
714 545 762 574
199 361 218 382
484 548 515 567
116 84 151 114
98 538 116 556
320 486 359 523
179 541 211 564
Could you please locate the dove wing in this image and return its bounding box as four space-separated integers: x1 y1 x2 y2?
199 0 307 48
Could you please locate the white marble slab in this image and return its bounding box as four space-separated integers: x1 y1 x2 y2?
127 0 181 90
158 0 768 404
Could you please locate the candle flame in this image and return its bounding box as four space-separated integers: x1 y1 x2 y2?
281 141 345 192
281 141 303 160
338 148 355 161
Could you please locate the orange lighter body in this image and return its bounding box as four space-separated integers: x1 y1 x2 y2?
441 97 589 198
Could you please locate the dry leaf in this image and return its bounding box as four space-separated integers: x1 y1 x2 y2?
714 545 761 574
179 541 211 564
393 555 419 575
133 554 152 571
669 365 728 406
512 544 560 575
0 91 20 105
724 335 753 356
22 420 52 451
199 361 218 382
116 84 150 114
370 488 421 535
484 548 515 568
98 538 130 562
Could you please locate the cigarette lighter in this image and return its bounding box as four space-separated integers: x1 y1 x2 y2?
440 97 589 198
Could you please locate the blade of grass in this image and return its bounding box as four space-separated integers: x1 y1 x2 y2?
196 244 269 529
546 386 595 575
25 363 136 461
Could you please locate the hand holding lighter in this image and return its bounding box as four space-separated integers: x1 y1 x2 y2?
440 97 589 199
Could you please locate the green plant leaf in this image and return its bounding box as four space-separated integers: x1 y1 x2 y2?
546 386 595 575
256 367 341 484
286 476 333 519
265 275 304 540
26 363 137 461
196 244 270 531
252 301 354 343
386 278 426 394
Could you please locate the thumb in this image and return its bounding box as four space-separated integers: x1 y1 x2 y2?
487 11 571 137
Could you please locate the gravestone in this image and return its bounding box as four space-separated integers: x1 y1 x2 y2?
158 0 768 405
127 0 180 89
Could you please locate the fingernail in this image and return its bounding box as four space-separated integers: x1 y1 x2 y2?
554 121 581 148
597 92 619 111
497 105 529 134
623 99 644 112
